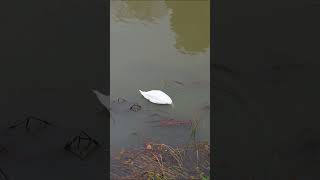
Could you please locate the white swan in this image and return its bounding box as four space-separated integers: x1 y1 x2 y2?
139 90 173 105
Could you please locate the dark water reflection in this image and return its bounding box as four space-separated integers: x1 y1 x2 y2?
165 0 210 54
111 0 210 54
0 0 106 179
213 0 320 178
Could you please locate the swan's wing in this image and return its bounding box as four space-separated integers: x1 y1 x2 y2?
139 90 172 104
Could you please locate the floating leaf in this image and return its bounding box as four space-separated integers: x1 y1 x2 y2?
146 144 152 150
139 90 172 105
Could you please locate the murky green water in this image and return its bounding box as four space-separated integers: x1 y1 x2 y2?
110 0 210 154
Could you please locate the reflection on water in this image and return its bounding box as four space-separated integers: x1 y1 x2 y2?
111 0 210 54
111 0 168 23
165 0 210 54
110 0 210 155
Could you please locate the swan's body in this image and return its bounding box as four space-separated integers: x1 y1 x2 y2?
139 90 172 105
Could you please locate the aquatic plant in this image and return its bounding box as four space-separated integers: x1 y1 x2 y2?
190 112 201 142
111 141 210 180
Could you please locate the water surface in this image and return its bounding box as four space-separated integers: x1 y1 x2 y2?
110 0 210 153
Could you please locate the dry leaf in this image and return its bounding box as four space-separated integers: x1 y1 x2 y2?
146 144 152 150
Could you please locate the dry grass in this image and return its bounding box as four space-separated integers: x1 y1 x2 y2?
111 141 210 180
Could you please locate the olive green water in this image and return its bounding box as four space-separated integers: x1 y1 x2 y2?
110 0 210 154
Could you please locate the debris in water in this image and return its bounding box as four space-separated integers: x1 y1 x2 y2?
129 104 142 112
146 144 152 150
113 97 126 104
8 116 52 134
164 80 209 88
0 168 9 180
64 130 100 160
173 80 185 86
147 119 192 127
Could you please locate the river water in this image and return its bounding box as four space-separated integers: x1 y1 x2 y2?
110 0 210 154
